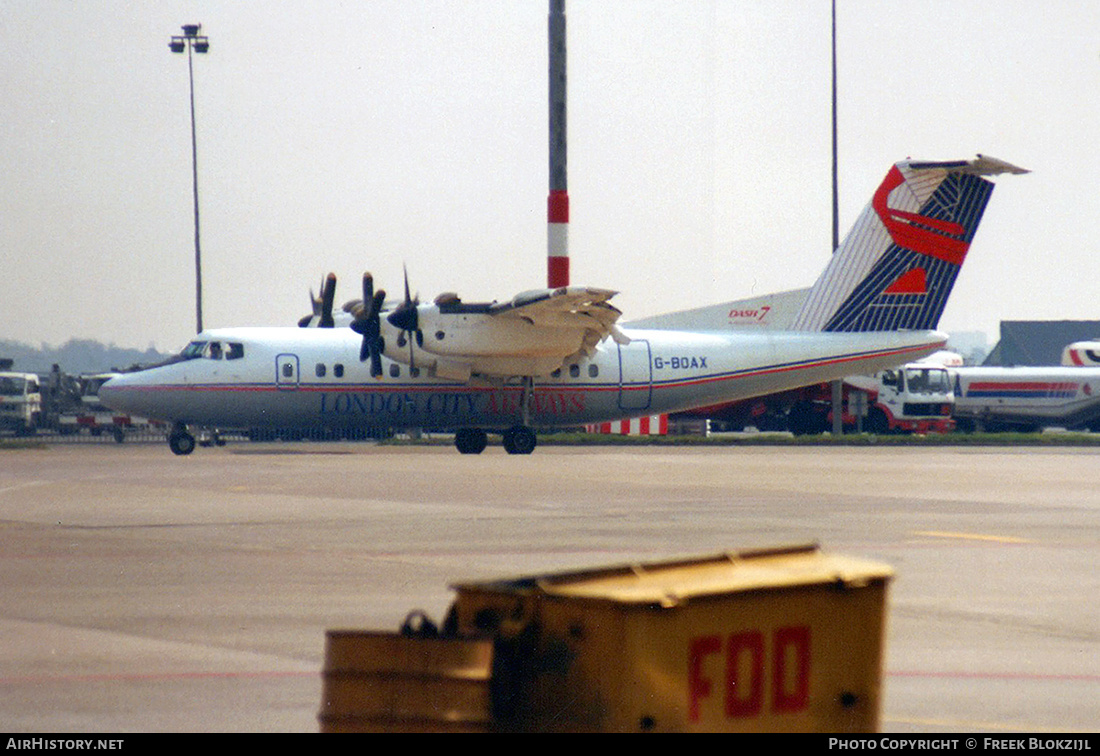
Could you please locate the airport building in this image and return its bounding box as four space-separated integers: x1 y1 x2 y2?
983 320 1100 366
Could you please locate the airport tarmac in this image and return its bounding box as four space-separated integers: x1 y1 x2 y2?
0 441 1096 733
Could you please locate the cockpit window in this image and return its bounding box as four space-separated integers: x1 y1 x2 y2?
181 341 207 360
180 340 244 361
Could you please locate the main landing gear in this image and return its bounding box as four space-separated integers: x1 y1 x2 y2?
453 425 537 455
454 376 539 455
502 425 537 455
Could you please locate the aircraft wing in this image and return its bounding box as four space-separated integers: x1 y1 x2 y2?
489 286 630 356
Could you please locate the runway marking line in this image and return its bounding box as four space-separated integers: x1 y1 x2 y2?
913 530 1031 544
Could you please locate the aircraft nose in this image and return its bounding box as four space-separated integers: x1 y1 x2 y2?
97 374 139 414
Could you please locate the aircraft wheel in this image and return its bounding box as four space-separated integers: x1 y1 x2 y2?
454 428 488 455
168 430 196 456
502 425 537 455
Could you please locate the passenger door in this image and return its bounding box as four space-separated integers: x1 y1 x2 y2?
276 354 300 390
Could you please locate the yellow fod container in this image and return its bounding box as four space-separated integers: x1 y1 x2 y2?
447 543 892 733
318 629 494 732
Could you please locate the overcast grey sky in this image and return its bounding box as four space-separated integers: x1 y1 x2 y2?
2 1 1097 352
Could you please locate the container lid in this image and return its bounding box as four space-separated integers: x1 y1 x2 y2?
451 544 893 608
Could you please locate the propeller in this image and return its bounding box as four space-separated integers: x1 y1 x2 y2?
298 273 337 328
349 272 387 377
318 273 337 328
387 267 423 367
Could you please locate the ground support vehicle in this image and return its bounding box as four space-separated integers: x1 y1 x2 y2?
0 372 43 435
55 373 162 442
692 362 955 435
950 366 1100 432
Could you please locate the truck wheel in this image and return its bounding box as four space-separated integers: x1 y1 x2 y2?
866 407 890 435
788 402 824 436
954 417 976 434
112 428 125 443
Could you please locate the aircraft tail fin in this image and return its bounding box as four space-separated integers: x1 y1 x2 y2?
791 155 1027 332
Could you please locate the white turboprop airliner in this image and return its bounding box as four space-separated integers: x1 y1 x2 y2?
101 155 1025 455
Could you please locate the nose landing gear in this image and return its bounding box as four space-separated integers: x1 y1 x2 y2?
168 424 196 456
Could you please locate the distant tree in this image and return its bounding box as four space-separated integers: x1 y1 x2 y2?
0 338 173 375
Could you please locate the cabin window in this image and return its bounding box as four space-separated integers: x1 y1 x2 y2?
569 364 580 378
588 364 599 378
226 343 245 360
435 331 445 341
551 368 561 379
334 364 345 378
282 363 294 379
410 366 420 378
207 342 223 360
315 363 327 378
390 364 401 378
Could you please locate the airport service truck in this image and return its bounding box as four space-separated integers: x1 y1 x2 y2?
949 365 1100 432
783 362 956 435
692 357 957 435
0 371 43 434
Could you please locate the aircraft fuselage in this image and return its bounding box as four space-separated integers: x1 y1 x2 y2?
100 325 945 434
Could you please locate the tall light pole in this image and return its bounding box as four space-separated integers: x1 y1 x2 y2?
830 1 844 436
169 24 209 334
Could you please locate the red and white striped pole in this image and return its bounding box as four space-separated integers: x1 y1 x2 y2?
548 0 569 289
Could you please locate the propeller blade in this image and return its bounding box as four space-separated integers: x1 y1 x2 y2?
351 273 387 376
299 275 326 328
362 272 374 308
370 344 383 378
369 290 385 319
319 273 337 328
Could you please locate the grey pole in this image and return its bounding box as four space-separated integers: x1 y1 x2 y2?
831 0 844 436
169 25 210 334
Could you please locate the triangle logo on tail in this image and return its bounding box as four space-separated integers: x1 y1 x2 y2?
883 267 928 295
